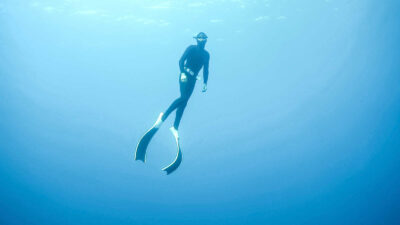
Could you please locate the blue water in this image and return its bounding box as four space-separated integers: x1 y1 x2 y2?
1 1 400 224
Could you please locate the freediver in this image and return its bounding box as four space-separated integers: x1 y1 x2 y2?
134 32 210 174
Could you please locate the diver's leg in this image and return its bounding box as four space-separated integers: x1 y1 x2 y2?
173 80 196 130
162 73 190 121
162 98 184 121
173 101 188 129
162 73 191 121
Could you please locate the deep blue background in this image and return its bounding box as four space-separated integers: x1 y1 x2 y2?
1 0 399 224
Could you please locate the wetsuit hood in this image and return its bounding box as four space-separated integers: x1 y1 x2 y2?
194 32 207 49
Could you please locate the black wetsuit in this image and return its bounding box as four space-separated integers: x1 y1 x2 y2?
162 45 210 129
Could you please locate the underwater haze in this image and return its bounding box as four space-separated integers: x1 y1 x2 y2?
1 0 400 224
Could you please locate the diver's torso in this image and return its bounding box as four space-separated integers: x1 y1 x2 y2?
185 45 209 75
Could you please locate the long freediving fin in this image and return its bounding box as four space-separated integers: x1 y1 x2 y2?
135 113 164 162
162 127 183 175
135 126 159 162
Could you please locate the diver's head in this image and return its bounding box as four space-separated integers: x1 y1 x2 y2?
194 32 207 48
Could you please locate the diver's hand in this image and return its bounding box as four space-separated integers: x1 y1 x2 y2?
202 83 207 92
180 73 187 82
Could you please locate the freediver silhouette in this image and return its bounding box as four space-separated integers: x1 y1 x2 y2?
135 32 210 174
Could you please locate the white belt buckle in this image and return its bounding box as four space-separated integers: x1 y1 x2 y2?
185 67 194 76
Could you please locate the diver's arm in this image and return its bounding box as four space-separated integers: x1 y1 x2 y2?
179 45 192 73
203 53 209 84
202 53 210 92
